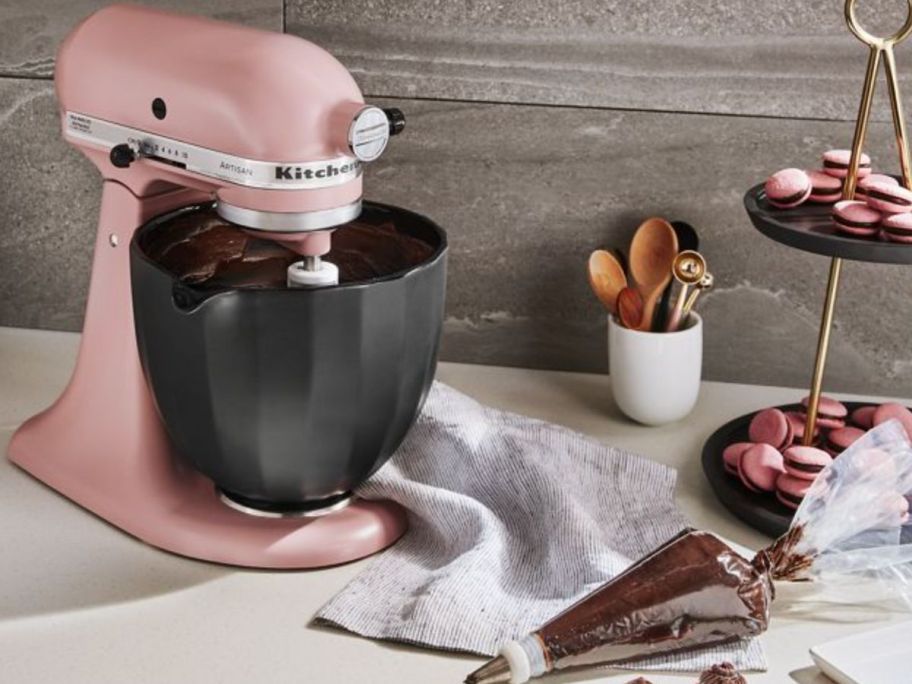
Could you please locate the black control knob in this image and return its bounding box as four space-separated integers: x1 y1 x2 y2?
384 108 406 136
110 143 137 168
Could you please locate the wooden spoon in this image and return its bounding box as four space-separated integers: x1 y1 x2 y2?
588 250 627 315
628 218 679 331
617 287 644 329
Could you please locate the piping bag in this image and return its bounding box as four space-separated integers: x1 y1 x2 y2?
466 420 912 684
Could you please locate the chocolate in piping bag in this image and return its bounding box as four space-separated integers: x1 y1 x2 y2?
466 419 912 684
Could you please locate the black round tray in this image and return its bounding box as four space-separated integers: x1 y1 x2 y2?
702 401 881 537
744 183 912 264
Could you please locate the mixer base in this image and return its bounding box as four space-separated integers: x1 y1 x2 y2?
10 429 408 569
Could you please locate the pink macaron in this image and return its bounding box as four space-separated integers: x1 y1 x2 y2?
863 181 912 214
801 395 848 429
832 200 882 237
823 149 872 179
807 170 843 204
776 473 812 510
738 443 785 493
748 408 793 449
856 173 899 198
873 402 912 440
782 445 832 481
723 442 753 476
765 168 812 209
881 213 912 243
851 405 877 429
824 426 865 457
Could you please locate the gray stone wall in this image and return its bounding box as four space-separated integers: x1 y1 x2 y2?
2 1 912 396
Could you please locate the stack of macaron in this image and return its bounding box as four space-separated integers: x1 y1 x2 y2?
721 395 912 511
763 149 912 243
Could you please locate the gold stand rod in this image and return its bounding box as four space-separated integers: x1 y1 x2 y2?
804 22 878 441
803 258 843 446
883 45 912 189
840 44 880 201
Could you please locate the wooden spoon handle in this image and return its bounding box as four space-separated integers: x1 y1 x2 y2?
639 289 660 331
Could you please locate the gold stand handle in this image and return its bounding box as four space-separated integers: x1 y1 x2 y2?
803 1 912 445
883 45 912 189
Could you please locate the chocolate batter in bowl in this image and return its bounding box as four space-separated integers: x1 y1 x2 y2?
141 205 437 289
130 201 447 515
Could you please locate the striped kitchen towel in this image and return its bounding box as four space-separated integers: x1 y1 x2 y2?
316 382 767 672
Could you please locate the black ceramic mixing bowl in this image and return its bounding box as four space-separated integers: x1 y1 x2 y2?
130 201 446 514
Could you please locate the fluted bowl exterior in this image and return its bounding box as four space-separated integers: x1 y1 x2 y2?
130 201 446 509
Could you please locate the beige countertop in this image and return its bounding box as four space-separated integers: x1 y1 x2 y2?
0 326 909 684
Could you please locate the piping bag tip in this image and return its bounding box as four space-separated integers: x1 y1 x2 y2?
465 655 512 684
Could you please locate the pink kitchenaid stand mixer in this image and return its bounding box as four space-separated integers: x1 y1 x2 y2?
8 4 415 568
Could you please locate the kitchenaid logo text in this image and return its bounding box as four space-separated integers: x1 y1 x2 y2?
274 161 361 181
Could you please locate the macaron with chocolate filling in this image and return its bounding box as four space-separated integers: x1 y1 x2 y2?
863 181 912 214
873 402 912 440
851 404 877 429
824 426 865 457
856 173 899 198
832 200 882 237
881 213 912 243
823 149 872 179
748 408 793 449
807 170 843 203
776 473 812 510
765 168 811 209
738 443 785 493
800 394 848 429
783 445 832 481
723 442 753 476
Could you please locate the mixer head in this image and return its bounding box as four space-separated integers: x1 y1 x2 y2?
55 4 405 285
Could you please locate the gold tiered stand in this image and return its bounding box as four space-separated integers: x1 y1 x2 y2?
801 0 912 444
702 1 912 536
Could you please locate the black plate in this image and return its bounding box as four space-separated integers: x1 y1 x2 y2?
744 183 912 264
701 402 882 537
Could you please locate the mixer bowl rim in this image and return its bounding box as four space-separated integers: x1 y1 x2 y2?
130 199 448 295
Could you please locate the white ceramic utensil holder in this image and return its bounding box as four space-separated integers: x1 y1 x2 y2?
608 314 703 425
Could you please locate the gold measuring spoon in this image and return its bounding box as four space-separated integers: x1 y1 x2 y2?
665 250 706 332
679 272 714 327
